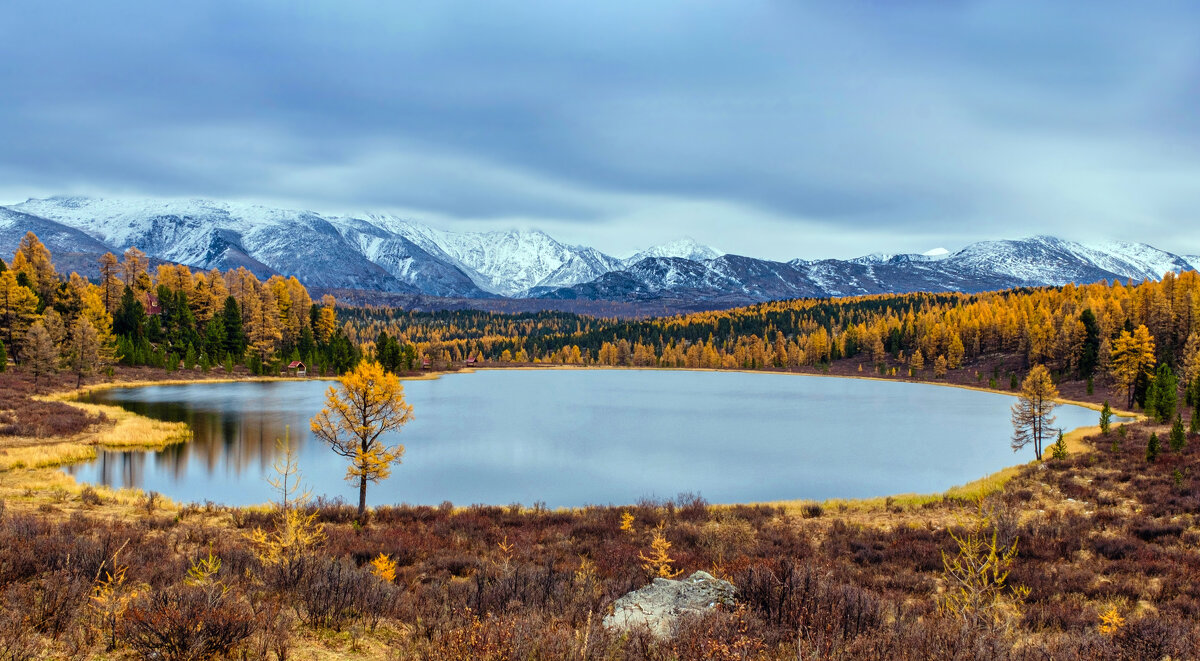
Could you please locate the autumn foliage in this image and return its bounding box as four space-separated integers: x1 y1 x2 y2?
310 361 413 522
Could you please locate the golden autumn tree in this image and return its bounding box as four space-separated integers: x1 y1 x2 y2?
0 270 39 356
1110 325 1156 408
1011 364 1059 460
13 231 58 302
1179 331 1200 388
67 316 101 387
247 429 325 570
121 247 149 290
310 361 414 523
246 285 282 362
98 252 123 314
24 320 60 385
315 294 338 344
947 334 966 369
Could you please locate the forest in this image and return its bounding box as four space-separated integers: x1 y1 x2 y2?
1 231 1199 657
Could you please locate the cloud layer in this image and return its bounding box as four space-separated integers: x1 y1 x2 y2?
2 1 1198 259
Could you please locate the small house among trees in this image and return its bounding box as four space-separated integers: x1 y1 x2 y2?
288 360 306 376
465 356 477 366
421 358 431 370
144 291 162 316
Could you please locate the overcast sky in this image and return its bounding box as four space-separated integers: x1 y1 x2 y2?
2 1 1198 260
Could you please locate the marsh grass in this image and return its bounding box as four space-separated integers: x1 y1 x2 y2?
768 463 1024 516
0 442 96 471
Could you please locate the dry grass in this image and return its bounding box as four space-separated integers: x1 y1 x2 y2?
0 398 190 474
768 462 1025 520
0 441 96 471
64 400 192 448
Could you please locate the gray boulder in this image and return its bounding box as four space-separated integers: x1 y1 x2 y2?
603 571 737 638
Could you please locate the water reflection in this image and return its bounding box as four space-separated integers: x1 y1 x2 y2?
66 371 1116 508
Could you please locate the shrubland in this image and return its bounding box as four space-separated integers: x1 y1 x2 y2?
1 409 1198 659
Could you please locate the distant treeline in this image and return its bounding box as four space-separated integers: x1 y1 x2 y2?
2 231 1198 410
343 277 1200 410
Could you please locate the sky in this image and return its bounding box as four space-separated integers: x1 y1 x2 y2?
2 1 1199 260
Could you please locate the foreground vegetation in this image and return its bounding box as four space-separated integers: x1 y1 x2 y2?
1 408 1197 659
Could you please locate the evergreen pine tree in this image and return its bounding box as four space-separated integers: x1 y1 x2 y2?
1050 430 1068 460
0 338 6 372
1079 308 1100 378
1146 432 1160 462
1144 379 1159 421
221 296 246 359
1151 363 1178 424
1169 415 1186 452
1190 406 1198 435
1099 401 1113 435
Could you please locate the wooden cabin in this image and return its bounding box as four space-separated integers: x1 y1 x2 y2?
421 358 431 370
144 292 162 316
464 356 477 366
287 360 307 376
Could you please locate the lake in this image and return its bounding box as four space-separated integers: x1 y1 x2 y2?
65 369 1107 508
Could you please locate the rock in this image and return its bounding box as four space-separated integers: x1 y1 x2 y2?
603 571 736 638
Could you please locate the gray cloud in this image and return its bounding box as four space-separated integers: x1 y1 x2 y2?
2 0 1199 259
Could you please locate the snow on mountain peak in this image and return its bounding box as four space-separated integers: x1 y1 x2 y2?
624 237 721 266
5 196 1199 305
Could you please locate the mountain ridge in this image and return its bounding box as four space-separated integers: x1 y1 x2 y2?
3 196 1198 309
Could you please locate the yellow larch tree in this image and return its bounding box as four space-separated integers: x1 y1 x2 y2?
1110 325 1156 408
247 430 325 571
247 285 283 362
98 252 123 314
315 294 338 344
0 270 39 356
1011 364 1059 460
121 247 149 289
310 361 414 523
14 231 58 302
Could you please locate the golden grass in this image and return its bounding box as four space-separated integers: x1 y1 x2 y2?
766 463 1026 517
0 442 96 471
86 403 191 448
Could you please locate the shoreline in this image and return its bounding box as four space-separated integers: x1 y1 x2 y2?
4 364 1135 514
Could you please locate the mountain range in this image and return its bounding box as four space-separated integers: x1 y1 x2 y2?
2 196 1198 310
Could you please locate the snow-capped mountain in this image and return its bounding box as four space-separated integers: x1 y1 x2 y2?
339 214 624 296
2 196 1198 308
1 196 689 297
9 196 413 292
542 236 1200 304
622 238 722 267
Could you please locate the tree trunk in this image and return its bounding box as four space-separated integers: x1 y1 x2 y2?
357 474 368 525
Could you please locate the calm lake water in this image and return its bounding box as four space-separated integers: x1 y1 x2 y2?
65 370 1107 507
